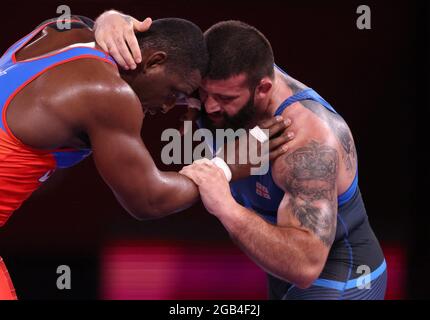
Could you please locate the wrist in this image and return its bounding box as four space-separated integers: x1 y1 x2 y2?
211 157 232 182
214 193 239 220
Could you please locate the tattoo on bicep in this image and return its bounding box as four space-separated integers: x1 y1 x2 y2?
283 140 338 247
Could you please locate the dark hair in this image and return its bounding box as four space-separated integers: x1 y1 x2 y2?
136 18 208 78
204 20 274 87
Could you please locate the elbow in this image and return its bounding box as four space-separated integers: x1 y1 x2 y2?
114 195 158 221
126 193 175 221
294 237 331 289
120 206 150 221
115 188 174 221
274 264 320 290
129 210 157 221
127 203 168 221
295 268 320 289
294 258 326 289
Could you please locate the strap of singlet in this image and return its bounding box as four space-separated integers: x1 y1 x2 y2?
0 19 85 64
274 88 337 116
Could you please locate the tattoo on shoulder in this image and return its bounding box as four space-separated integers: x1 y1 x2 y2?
283 140 338 247
300 100 357 171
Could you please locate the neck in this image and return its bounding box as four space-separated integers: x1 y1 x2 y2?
260 68 295 120
268 68 296 116
119 69 137 88
119 68 148 113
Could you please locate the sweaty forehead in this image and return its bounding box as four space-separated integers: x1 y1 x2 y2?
202 73 249 94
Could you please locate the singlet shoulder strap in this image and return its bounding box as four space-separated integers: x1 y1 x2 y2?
0 19 87 65
274 88 337 116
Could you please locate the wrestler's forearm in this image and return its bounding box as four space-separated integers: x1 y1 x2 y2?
114 170 199 220
145 171 200 218
215 200 321 289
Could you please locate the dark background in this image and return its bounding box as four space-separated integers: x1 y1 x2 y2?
0 0 425 299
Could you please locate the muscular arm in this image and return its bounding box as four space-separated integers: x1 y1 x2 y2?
213 140 338 288
82 72 199 220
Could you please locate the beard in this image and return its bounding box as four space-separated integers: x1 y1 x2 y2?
201 94 257 132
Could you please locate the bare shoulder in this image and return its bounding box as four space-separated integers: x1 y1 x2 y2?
271 103 340 193
272 96 358 190
45 58 143 131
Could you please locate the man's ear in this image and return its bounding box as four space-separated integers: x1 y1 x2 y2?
255 78 273 98
143 51 167 70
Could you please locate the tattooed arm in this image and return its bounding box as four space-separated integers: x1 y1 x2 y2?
273 140 338 247
180 140 339 288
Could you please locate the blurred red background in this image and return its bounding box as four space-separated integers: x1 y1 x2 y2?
100 241 407 300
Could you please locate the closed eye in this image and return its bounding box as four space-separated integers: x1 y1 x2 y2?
218 95 236 102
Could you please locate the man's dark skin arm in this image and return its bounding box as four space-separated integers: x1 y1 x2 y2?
78 66 199 220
